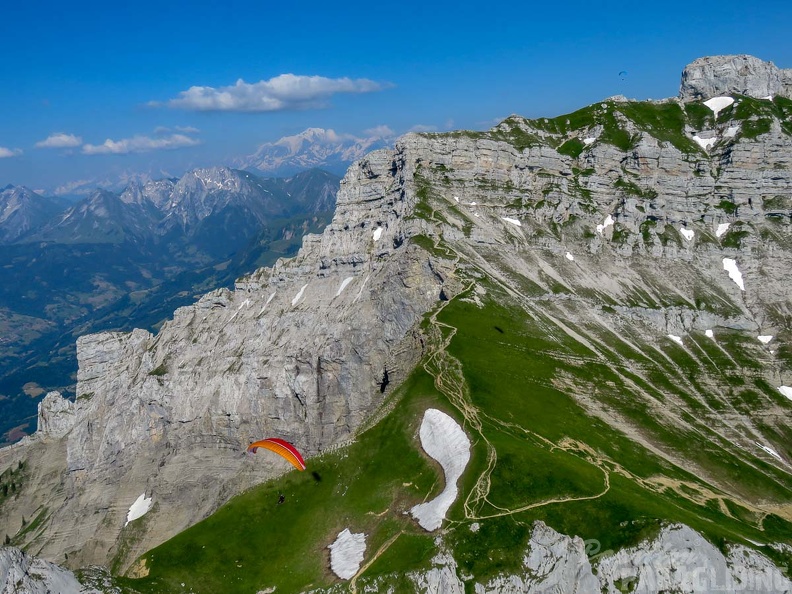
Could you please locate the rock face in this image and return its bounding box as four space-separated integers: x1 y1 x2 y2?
0 546 99 594
680 54 792 100
0 55 791 582
36 391 76 439
597 524 792 594
410 523 792 594
0 142 450 570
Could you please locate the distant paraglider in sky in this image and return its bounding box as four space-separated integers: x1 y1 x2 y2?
247 438 306 471
619 70 628 81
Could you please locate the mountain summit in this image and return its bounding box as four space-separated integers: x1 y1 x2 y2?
236 127 393 176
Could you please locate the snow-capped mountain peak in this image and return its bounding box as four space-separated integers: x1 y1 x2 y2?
236 127 394 176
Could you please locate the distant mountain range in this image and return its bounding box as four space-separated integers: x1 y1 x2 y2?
235 127 394 176
43 128 394 197
0 167 339 444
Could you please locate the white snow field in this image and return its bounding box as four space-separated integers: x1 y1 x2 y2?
722 258 745 290
715 222 731 238
125 493 153 526
667 334 684 346
329 528 366 580
410 409 471 531
679 227 695 241
693 135 717 151
372 226 383 241
705 329 715 339
704 96 735 118
291 283 308 306
596 215 614 235
779 386 792 401
335 277 354 297
565 252 574 261
758 335 774 344
502 217 521 227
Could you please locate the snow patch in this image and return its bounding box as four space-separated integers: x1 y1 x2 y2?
469 201 477 206
715 222 731 238
779 386 792 401
125 493 152 526
705 329 715 339
667 334 684 346
722 258 745 291
679 227 694 241
291 283 308 306
724 126 740 138
410 409 471 531
372 226 383 241
335 277 354 297
693 135 717 151
762 95 774 101
329 529 366 580
758 335 774 344
755 442 783 462
583 137 596 145
453 196 459 202
565 252 574 261
502 217 521 227
703 96 735 118
596 215 614 235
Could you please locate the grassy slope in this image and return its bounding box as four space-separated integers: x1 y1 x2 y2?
120 287 792 594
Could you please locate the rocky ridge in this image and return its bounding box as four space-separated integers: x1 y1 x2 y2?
680 54 792 101
0 55 790 589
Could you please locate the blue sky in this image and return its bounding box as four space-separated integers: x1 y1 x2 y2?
2 0 791 190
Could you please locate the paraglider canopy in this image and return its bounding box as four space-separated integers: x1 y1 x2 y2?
247 438 306 471
618 70 628 80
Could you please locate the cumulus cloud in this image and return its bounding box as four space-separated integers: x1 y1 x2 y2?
35 132 82 149
153 74 390 112
363 125 395 138
0 147 22 158
82 133 200 155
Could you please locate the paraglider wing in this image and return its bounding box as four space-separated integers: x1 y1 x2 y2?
618 70 628 80
247 438 306 471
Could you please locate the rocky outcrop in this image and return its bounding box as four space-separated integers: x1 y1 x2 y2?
410 523 792 594
680 54 792 100
0 546 98 594
36 391 76 439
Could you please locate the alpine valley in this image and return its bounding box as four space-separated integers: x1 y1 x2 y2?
0 168 339 445
1 55 791 593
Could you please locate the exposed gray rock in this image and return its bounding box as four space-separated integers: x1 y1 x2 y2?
0 546 98 594
597 524 792 594
409 524 791 594
410 552 465 594
680 54 792 100
473 522 599 593
36 391 76 439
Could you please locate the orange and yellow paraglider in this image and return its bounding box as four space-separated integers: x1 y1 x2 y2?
247 438 306 471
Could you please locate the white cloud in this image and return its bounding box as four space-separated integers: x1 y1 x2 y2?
0 147 22 158
82 133 200 155
408 124 438 133
35 132 82 149
363 125 395 138
154 74 390 112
